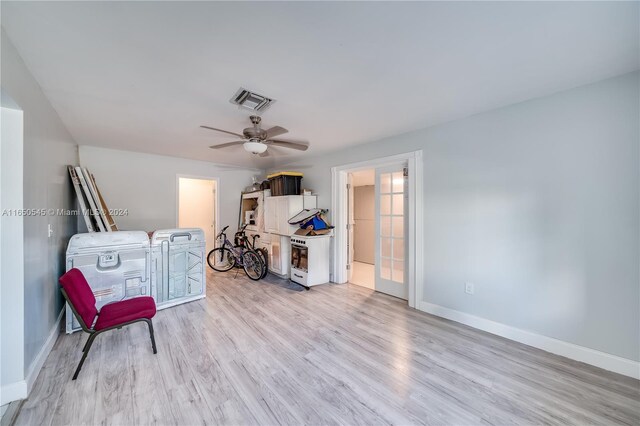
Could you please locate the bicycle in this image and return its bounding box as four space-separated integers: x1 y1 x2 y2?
235 226 269 279
206 225 264 281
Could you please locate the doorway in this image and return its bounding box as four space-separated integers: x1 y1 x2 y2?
177 176 218 254
347 163 408 299
331 151 423 308
347 169 375 290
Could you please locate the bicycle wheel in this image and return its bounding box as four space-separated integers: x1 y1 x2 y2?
242 250 264 281
256 247 269 278
207 247 236 272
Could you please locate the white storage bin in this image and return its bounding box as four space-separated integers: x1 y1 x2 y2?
150 228 206 308
65 231 151 333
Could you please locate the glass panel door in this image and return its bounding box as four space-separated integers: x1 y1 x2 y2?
375 163 408 299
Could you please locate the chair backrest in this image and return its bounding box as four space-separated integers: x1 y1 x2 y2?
59 268 97 329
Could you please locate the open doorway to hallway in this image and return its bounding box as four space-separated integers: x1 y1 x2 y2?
344 161 409 300
177 176 218 254
348 169 375 290
332 150 423 307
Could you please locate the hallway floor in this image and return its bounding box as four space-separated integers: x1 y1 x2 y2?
349 261 375 290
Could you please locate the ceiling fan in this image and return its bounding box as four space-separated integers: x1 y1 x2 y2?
201 115 309 157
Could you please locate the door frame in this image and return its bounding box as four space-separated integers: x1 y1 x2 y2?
175 174 220 252
331 150 423 308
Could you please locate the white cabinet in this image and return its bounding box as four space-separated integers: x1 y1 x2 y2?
264 197 277 234
264 195 316 236
268 234 291 277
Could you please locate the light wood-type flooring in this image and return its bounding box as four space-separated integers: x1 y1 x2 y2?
13 270 640 425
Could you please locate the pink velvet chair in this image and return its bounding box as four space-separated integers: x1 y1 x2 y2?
59 268 157 380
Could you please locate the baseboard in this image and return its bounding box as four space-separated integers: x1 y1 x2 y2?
0 380 26 406
25 309 63 393
0 310 58 406
419 301 640 379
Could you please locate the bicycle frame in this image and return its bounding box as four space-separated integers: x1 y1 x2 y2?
211 224 265 280
217 233 246 265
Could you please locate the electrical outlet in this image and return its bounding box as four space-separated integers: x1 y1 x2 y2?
465 282 475 295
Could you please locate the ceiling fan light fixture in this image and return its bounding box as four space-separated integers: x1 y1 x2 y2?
243 141 267 154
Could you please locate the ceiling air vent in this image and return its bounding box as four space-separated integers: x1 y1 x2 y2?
230 88 275 112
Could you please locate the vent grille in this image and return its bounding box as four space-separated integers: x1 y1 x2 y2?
230 88 275 112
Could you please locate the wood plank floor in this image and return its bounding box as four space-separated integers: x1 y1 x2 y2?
14 270 640 425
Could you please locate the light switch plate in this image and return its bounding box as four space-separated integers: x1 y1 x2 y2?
465 282 475 295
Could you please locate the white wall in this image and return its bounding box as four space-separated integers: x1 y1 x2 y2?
272 72 640 363
0 104 25 405
1 29 79 400
78 146 260 234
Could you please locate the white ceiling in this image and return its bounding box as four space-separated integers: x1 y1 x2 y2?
2 1 638 168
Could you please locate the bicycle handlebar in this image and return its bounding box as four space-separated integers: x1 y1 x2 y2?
217 225 229 239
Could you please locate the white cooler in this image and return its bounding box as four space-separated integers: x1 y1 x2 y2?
150 228 206 309
65 231 151 333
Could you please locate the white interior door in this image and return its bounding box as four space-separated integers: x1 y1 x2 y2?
178 177 216 254
375 163 408 300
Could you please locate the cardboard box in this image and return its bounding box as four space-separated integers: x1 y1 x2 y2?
294 227 333 236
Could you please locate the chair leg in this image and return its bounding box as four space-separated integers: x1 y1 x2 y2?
146 319 157 354
81 335 92 352
73 333 97 380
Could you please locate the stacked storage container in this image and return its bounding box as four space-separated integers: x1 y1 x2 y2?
64 228 207 333
267 172 303 196
150 228 206 308
65 231 151 333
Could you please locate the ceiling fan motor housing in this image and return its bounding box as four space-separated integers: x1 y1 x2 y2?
244 116 267 140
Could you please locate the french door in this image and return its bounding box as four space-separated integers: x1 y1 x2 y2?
375 163 408 299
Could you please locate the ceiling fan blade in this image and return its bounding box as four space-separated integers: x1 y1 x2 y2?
265 126 288 139
209 141 245 149
265 139 309 151
200 126 244 138
258 150 270 157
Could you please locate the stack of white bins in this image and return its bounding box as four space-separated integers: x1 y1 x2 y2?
64 228 206 333
150 228 206 308
65 231 151 333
